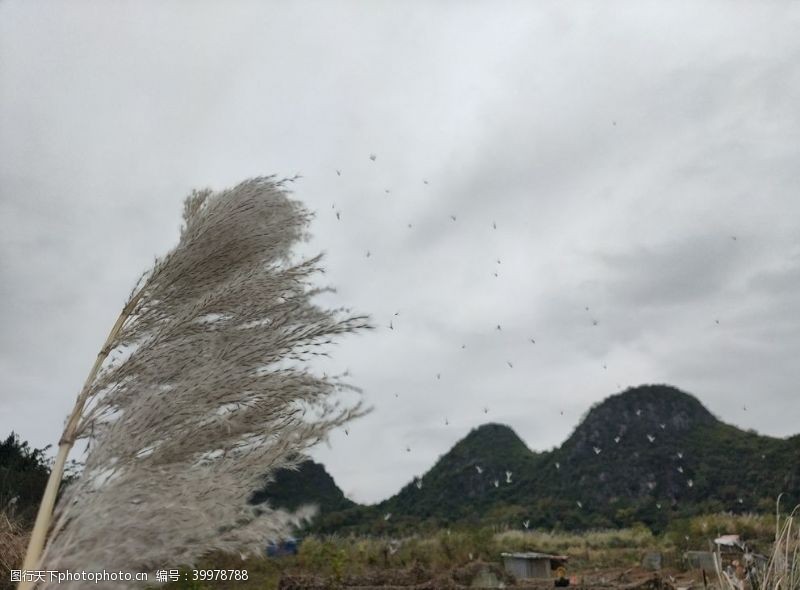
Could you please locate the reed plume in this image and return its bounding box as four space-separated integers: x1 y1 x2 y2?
20 177 371 588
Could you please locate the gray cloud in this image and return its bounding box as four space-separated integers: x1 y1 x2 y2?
2 1 800 504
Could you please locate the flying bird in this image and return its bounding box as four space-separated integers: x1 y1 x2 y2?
475 465 483 474
656 503 662 510
593 446 602 455
496 324 502 331
335 211 340 220
336 169 341 176
406 446 411 453
555 462 560 470
647 434 656 443
384 512 392 521
506 471 512 483
483 406 489 414
407 223 413 229
423 179 429 184
493 479 499 488
592 319 599 326
506 361 513 368
344 428 349 436
436 373 441 380
659 423 666 430
635 409 642 416
576 501 583 509
614 436 621 443
677 466 684 473
461 344 466 349
444 418 449 426
366 250 371 258
529 338 536 344
492 221 497 229
687 479 694 488
523 520 530 529
369 154 377 161
450 215 457 221
677 452 683 459
416 479 423 490
388 320 393 330
384 189 391 194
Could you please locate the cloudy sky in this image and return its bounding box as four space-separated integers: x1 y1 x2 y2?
2 1 800 504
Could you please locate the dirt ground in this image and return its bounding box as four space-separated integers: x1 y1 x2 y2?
277 563 707 590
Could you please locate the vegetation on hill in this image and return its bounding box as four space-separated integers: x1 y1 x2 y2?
0 433 52 589
262 385 800 536
249 458 356 514
0 432 51 523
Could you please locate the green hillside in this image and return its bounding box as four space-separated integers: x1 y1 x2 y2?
258 384 800 535
249 458 355 514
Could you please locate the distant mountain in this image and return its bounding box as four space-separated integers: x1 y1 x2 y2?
255 385 800 534
249 459 355 514
380 423 540 525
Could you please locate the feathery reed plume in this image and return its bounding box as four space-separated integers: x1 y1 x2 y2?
20 177 371 589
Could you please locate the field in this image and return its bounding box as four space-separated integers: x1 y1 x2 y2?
150 513 786 590
3 510 795 590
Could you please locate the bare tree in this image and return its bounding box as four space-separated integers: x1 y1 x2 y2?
20 177 371 588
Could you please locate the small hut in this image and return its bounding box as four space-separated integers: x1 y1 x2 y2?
501 551 568 579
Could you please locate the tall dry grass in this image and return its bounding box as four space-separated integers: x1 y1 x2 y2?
757 504 799 590
494 526 656 552
715 501 799 590
1 510 29 590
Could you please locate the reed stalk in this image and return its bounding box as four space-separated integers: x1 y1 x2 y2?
19 292 143 589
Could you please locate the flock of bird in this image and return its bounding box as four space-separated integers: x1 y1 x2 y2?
379 413 703 525
329 154 742 529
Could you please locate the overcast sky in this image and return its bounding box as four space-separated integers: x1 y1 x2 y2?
2 1 800 504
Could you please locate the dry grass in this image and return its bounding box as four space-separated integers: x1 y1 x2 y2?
715 503 800 590
760 505 800 590
494 526 657 552
1 510 29 590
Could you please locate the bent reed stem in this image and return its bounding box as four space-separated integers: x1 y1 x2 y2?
19 291 144 590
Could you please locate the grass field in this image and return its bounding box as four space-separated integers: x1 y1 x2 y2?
151 513 785 590
2 510 795 590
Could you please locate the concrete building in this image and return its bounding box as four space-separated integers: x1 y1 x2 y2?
500 551 568 579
